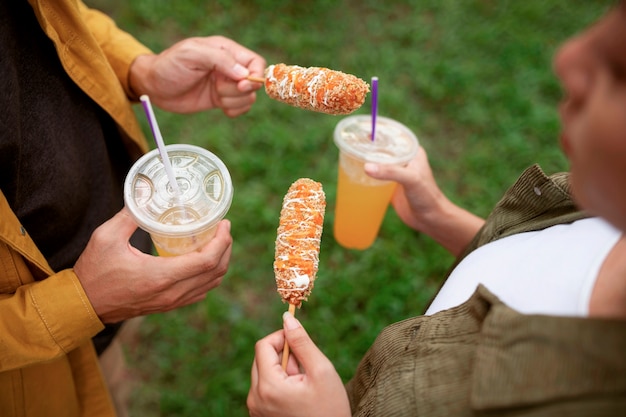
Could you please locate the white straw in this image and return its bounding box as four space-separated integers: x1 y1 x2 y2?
139 95 182 197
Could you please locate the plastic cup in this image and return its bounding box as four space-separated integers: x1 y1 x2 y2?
124 144 233 256
333 115 419 250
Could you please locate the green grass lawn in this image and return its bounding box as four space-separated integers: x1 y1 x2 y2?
88 1 613 415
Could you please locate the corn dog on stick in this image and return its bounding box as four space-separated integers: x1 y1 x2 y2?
274 178 326 370
274 178 326 307
262 64 370 115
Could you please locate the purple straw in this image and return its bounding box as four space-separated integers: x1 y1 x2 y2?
371 76 378 141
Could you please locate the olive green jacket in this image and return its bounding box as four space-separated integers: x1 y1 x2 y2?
346 165 626 416
0 1 150 415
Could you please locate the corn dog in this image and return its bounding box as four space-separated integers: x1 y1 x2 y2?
274 178 326 308
264 64 370 115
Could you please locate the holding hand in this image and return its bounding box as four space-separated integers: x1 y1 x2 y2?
247 312 351 417
74 208 232 323
129 35 267 117
365 147 447 232
365 146 484 256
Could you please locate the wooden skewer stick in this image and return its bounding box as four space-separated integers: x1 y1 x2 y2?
281 303 297 370
247 76 266 83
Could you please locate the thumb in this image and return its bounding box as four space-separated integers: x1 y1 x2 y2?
282 312 326 370
212 52 250 81
102 207 140 241
185 41 250 81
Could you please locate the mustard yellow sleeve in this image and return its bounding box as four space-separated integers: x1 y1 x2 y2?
77 1 153 100
0 270 104 371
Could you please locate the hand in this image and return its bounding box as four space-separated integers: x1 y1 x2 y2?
364 147 446 232
73 208 232 323
247 312 351 417
364 147 484 256
129 36 266 117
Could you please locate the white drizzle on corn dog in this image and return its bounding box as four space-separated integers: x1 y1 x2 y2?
274 178 326 307
264 64 370 115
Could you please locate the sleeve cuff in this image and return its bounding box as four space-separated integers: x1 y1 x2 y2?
29 270 104 353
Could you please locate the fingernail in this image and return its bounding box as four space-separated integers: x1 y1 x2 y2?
233 63 249 78
364 162 379 175
283 311 301 330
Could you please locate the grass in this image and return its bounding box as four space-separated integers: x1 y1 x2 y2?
88 0 613 415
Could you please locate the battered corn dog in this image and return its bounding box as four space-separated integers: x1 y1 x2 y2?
264 64 370 115
274 178 326 308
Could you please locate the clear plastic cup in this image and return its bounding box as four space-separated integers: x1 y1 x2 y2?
333 115 419 250
124 144 233 256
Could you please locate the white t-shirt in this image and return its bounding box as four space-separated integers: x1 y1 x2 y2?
426 217 622 317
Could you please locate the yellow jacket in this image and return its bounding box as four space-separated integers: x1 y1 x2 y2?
0 0 150 415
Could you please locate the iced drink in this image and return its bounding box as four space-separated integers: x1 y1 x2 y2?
333 115 419 250
124 144 233 256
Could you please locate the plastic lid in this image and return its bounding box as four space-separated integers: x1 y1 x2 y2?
333 115 419 165
124 144 233 237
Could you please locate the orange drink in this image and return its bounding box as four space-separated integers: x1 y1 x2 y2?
152 229 215 257
333 115 419 250
124 144 233 256
334 162 397 249
150 210 220 257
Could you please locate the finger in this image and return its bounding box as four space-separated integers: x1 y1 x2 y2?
282 312 328 374
255 330 287 376
365 148 427 185
167 38 247 88
146 221 233 309
162 219 233 277
236 80 262 95
210 73 258 116
213 75 259 106
130 275 219 315
215 77 259 99
200 45 250 80
223 106 253 118
184 37 263 83
100 207 139 241
284 351 301 375
152 245 230 303
174 249 230 301
217 94 257 116
364 161 412 183
208 36 267 81
196 220 233 273
234 50 266 93
233 47 267 79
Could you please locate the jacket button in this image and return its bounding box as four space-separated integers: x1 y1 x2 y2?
20 226 26 236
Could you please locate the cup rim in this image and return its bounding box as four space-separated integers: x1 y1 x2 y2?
123 144 233 237
333 115 419 165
